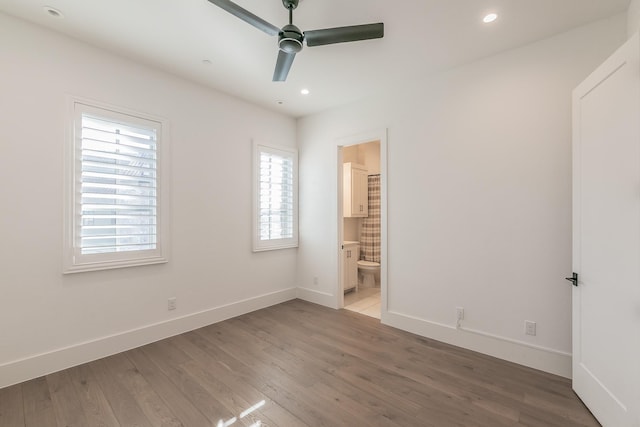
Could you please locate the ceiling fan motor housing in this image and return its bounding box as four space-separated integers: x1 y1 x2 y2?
279 24 303 53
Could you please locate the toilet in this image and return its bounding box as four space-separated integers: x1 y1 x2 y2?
357 260 380 288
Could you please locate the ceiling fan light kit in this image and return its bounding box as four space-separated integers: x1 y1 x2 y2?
279 24 304 54
207 0 384 81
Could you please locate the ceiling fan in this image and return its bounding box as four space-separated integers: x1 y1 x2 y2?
207 0 384 81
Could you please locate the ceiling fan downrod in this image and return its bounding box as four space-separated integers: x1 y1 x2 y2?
283 0 298 25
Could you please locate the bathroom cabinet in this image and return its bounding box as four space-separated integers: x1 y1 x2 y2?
343 163 368 217
343 241 359 293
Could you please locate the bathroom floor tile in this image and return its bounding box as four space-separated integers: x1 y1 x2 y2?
361 302 381 319
344 288 381 319
344 287 378 306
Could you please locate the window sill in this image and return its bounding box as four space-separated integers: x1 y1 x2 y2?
63 256 168 274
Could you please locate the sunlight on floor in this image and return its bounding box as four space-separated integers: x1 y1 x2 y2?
344 288 381 319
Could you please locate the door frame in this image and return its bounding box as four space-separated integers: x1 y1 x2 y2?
335 128 388 316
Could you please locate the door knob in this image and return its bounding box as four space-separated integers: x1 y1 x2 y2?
565 272 578 286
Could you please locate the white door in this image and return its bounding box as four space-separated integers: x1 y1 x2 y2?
572 34 640 427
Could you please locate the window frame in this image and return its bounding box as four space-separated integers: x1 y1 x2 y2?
252 141 299 252
63 97 170 273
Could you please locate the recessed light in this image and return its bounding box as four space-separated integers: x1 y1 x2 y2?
43 6 64 18
483 13 498 24
300 88 310 95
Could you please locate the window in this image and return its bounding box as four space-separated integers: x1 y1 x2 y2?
64 99 169 273
253 142 298 251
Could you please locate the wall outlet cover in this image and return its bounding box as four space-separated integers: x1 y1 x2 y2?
525 320 536 336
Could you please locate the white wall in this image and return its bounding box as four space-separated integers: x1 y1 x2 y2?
629 0 640 36
297 15 627 377
0 14 297 387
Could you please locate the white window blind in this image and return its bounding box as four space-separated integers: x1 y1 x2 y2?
80 115 157 254
64 100 169 273
253 143 298 251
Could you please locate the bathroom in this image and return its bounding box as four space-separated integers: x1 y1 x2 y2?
342 140 381 319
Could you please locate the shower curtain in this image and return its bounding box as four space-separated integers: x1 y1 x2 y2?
360 174 381 263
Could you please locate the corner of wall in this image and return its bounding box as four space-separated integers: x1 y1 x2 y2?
296 287 338 309
629 0 640 37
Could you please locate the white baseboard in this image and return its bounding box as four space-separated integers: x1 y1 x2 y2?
0 288 297 389
383 310 572 378
296 287 338 308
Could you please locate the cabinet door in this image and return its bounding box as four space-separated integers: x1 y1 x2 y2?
343 163 368 218
353 167 369 217
343 246 359 292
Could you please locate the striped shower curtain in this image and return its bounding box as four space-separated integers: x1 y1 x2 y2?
360 174 381 263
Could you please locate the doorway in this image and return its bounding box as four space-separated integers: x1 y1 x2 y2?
336 129 388 320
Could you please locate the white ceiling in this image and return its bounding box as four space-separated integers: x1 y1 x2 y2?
0 0 630 117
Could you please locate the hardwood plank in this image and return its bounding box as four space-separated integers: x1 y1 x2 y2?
0 383 25 427
227 315 422 426
66 364 120 427
167 333 285 427
240 308 478 423
22 377 55 427
174 332 308 427
194 325 355 426
88 357 153 426
179 359 273 427
126 346 212 426
137 339 246 426
47 370 89 427
99 353 181 427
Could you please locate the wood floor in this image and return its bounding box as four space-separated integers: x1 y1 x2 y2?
0 299 599 427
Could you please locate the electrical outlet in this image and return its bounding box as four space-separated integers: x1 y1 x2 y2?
168 297 177 311
313 276 319 285
525 320 536 336
456 307 464 328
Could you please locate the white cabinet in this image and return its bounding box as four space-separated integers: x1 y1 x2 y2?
343 242 359 293
343 163 368 217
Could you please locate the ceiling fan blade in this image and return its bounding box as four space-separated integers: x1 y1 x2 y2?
207 0 280 36
305 23 384 47
273 50 296 82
